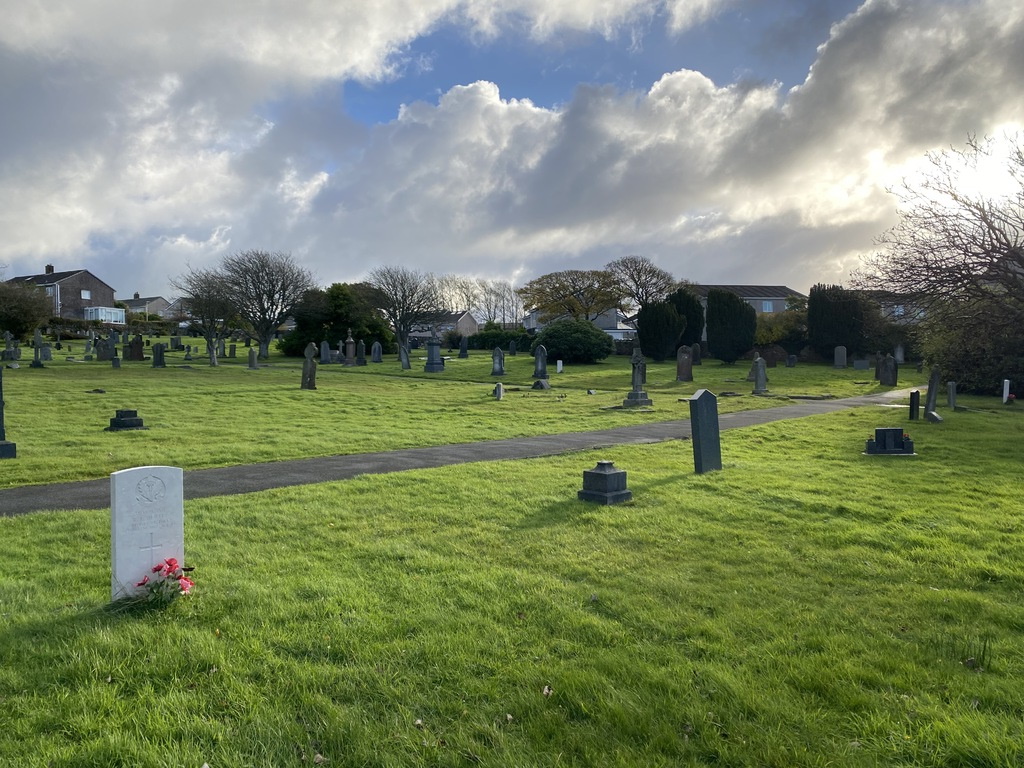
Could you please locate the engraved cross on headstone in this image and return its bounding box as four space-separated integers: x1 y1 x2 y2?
139 532 162 568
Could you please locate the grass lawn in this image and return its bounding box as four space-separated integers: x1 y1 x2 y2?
0 348 926 488
1 372 1022 765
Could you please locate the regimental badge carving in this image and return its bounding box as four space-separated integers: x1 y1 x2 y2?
135 475 167 504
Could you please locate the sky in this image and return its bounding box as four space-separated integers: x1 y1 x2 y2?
1 0 1023 302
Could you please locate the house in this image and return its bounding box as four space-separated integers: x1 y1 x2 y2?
123 293 172 318
5 265 125 324
409 311 479 341
688 285 807 341
523 307 637 340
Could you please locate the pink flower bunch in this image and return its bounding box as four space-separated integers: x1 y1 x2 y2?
135 557 195 604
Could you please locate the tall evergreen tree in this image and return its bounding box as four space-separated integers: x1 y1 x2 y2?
636 301 685 361
807 284 867 355
705 289 756 363
666 285 705 347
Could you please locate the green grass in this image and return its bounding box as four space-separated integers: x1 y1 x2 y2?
2 398 1022 766
1 348 925 487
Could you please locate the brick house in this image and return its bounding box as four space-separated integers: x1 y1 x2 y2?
6 265 124 323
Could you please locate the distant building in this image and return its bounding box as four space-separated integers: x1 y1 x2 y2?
123 293 172 318
409 311 479 341
688 285 807 341
6 265 124 323
523 307 637 340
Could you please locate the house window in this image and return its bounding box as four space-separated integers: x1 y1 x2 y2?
761 301 774 313
45 286 55 296
81 289 92 300
893 305 905 318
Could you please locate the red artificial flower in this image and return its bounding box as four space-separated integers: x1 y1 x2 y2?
178 577 194 595
135 575 150 587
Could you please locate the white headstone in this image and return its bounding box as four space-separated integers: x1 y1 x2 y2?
556 360 563 373
111 466 184 600
1003 379 1011 404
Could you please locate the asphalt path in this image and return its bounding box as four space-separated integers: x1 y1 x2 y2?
0 390 912 517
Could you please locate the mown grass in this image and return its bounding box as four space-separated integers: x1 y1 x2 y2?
1 402 1022 767
1 348 925 487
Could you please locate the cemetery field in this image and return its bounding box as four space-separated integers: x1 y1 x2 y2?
1 350 925 488
1 404 1022 766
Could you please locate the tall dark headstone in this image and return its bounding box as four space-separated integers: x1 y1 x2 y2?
533 344 548 380
0 366 16 458
248 347 258 370
833 345 847 369
947 381 957 410
356 340 367 366
424 337 445 372
509 340 517 356
458 336 469 359
491 347 505 376
879 354 898 387
301 342 318 389
786 354 797 367
690 343 702 366
676 347 693 382
688 389 722 474
344 330 356 366
751 358 768 394
151 343 166 368
371 340 383 363
909 390 920 420
399 346 411 370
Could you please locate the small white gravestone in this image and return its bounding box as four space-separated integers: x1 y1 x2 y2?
111 466 184 601
556 360 563 373
1003 379 1011 404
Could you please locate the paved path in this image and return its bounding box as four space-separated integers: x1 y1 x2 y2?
0 390 911 517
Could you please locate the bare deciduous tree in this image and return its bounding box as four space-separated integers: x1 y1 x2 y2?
516 269 625 323
606 255 676 312
436 274 481 314
221 250 316 359
853 135 1024 336
172 266 237 367
367 266 446 350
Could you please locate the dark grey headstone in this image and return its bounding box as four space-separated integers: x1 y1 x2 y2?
909 390 920 420
853 359 870 371
864 427 914 455
301 342 318 389
151 343 166 368
947 381 957 410
533 344 548 379
105 409 147 431
424 338 445 372
509 340 517 356
248 347 259 370
578 461 632 505
0 366 15 459
111 358 121 369
746 354 760 381
344 330 356 366
531 379 551 390
786 354 797 367
356 340 367 366
228 343 236 358
399 346 411 370
688 389 722 474
691 343 702 366
624 348 652 406
676 347 693 382
491 347 505 376
371 341 383 363
752 358 768 394
924 365 941 414
458 336 469 359
879 354 898 387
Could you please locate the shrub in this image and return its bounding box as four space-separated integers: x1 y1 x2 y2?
666 286 705 347
470 328 534 352
530 319 614 364
636 302 684 361
706 289 756 363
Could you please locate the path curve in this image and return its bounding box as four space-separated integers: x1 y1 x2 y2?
0 390 913 517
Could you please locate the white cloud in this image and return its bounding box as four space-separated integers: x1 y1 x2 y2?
1 0 1023 300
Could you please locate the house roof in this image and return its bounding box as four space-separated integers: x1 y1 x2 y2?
124 296 168 309
689 285 806 300
7 269 116 292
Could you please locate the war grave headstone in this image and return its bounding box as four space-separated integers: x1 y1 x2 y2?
320 340 331 364
248 347 258 369
424 336 445 372
491 347 505 376
1003 379 1011 404
623 348 653 407
356 340 367 366
834 345 847 369
688 389 722 474
399 346 411 370
751 357 768 395
676 346 693 382
459 336 469 359
301 342 318 389
0 365 16 459
151 343 166 368
909 390 920 420
864 427 915 455
924 365 943 422
691 343 702 366
556 360 563 373
533 344 549 380
878 354 898 387
110 465 184 601
578 461 632 505
371 340 383 363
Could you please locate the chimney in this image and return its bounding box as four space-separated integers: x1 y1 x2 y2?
45 264 54 275
134 292 140 300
